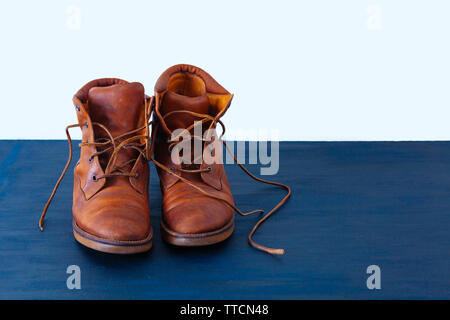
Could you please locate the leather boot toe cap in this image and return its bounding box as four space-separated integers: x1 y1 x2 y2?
76 206 150 242
163 197 233 234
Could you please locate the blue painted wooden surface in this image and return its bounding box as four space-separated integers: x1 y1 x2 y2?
0 141 448 299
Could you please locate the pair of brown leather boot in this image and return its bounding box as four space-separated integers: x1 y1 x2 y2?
39 64 290 255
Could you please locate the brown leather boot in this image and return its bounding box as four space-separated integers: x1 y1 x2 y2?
40 78 153 254
152 64 291 255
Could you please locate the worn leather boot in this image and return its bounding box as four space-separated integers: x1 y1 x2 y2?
40 78 153 254
151 64 291 255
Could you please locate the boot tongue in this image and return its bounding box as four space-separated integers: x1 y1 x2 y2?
161 91 211 132
160 91 213 175
88 82 145 138
88 82 145 170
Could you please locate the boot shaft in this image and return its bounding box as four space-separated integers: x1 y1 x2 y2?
72 78 151 199
152 65 234 191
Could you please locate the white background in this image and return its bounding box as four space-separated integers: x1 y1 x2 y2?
0 0 449 141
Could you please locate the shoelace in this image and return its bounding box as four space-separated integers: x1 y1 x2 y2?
39 98 153 231
39 98 291 255
152 109 291 255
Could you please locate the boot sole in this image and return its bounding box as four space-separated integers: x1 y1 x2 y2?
160 217 234 247
73 220 153 254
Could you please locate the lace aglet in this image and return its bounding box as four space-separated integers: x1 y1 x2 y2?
271 248 285 255
39 213 46 231
249 238 285 255
262 247 285 255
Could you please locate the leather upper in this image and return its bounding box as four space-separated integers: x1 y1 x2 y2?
153 65 235 234
72 79 151 241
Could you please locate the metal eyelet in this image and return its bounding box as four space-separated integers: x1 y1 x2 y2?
170 166 175 171
135 172 140 179
92 175 97 182
85 121 88 128
207 167 212 172
88 156 93 163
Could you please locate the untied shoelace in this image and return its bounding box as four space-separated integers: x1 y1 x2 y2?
40 97 291 255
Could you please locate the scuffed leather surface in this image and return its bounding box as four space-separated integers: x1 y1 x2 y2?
154 65 235 234
73 158 150 241
161 179 233 234
71 79 151 241
155 64 230 95
73 97 106 200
